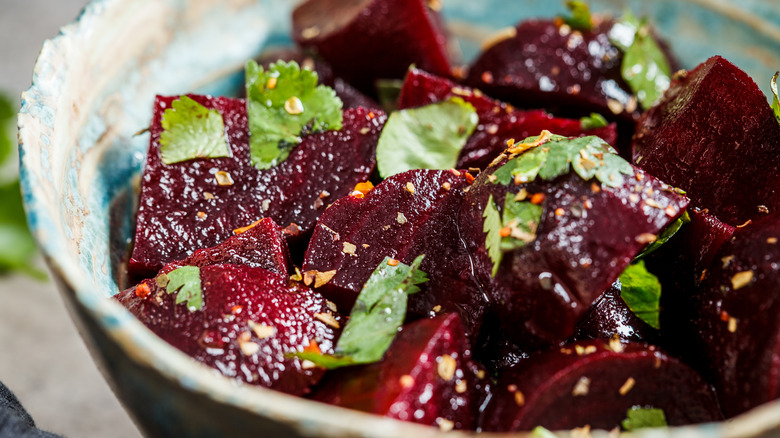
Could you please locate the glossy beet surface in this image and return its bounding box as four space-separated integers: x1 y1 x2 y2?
312 314 485 430
480 340 722 431
115 265 341 395
459 151 688 350
399 68 618 169
571 281 659 343
302 169 487 337
632 56 780 227
292 0 452 94
694 214 780 417
128 95 385 277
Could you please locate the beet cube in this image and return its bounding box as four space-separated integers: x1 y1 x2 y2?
292 0 453 94
459 152 688 350
693 214 780 417
312 313 486 430
399 68 617 169
632 56 780 227
571 281 659 344
129 95 385 277
480 340 722 431
302 169 487 337
115 265 341 395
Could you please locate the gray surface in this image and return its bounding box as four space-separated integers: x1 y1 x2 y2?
0 1 141 437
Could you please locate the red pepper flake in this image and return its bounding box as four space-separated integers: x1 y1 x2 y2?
665 206 678 217
465 172 475 184
231 305 243 315
481 71 494 84
266 77 277 90
233 219 262 235
442 182 452 190
303 339 322 355
758 205 770 214
352 181 374 197
499 227 512 238
387 258 400 267
720 310 730 322
282 223 302 237
530 193 546 205
319 190 330 199
583 199 593 210
368 111 375 120
737 219 752 228
555 207 565 216
196 211 206 219
590 182 601 193
135 283 151 298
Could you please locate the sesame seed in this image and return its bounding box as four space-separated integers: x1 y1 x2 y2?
342 242 357 255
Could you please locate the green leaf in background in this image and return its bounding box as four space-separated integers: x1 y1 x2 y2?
293 255 428 369
375 97 478 178
166 266 203 311
159 96 230 165
0 95 13 165
245 60 343 169
633 210 690 261
530 426 558 438
618 261 662 329
622 406 668 431
771 71 780 125
563 0 593 32
580 112 608 130
609 12 672 109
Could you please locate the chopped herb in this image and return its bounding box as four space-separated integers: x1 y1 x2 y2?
294 255 428 369
530 426 558 438
159 96 230 165
375 78 404 114
634 210 690 260
622 406 668 431
483 195 504 276
483 193 543 276
618 261 661 329
609 13 672 109
563 1 593 32
245 60 343 169
491 134 632 188
580 112 608 130
166 266 203 311
375 97 478 178
771 71 780 125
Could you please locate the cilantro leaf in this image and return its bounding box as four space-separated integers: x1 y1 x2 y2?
159 96 230 165
483 195 504 277
166 266 203 311
245 60 343 169
771 71 780 125
376 97 478 178
530 426 558 438
634 210 690 261
293 255 428 369
580 112 608 130
609 13 672 109
622 406 668 431
483 193 543 276
564 1 593 32
619 261 661 329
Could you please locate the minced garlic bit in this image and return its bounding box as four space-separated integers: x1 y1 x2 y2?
721 255 735 268
572 376 591 396
607 99 624 114
477 370 486 379
665 205 678 217
514 189 528 201
405 182 415 194
237 332 260 356
326 300 338 313
261 199 270 212
399 374 415 388
644 198 662 209
437 354 457 381
455 380 467 394
442 181 452 190
629 194 640 204
284 96 304 115
314 311 340 329
432 305 442 313
731 270 754 290
301 26 320 39
301 360 317 370
608 335 624 353
625 95 638 113
575 345 597 356
342 242 357 255
555 208 565 216
214 170 234 186
768 237 778 244
353 181 374 196
619 377 636 395
396 212 408 224
436 417 454 432
362 243 370 249
508 130 552 155
728 317 738 333
571 425 592 438
635 233 657 244
234 219 262 235
314 270 337 288
248 320 276 339
204 192 215 200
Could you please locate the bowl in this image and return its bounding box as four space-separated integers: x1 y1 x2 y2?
17 0 780 437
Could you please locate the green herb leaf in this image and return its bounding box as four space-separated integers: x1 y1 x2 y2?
634 210 690 261
564 1 593 31
166 266 203 311
609 13 672 109
245 60 343 169
376 97 478 178
530 426 558 438
580 112 608 130
619 261 661 329
771 71 780 125
622 406 668 431
483 193 543 276
0 94 13 166
159 96 230 165
293 255 428 369
483 195 504 277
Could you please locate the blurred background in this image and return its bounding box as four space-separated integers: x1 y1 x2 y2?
0 1 140 436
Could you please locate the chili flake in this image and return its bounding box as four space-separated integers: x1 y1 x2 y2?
135 283 151 298
233 219 262 235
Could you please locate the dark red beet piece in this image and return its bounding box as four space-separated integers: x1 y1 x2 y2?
256 48 378 109
312 314 486 431
115 265 341 395
292 0 452 94
399 68 618 169
302 169 487 337
128 95 385 278
480 340 722 431
632 56 780 227
693 214 780 417
459 152 688 350
571 281 659 344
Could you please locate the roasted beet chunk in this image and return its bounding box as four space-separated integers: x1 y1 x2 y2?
399 68 617 169
128 95 385 277
480 340 722 431
459 138 688 350
571 281 659 343
693 214 780 417
312 314 486 430
632 56 780 227
115 265 341 395
302 169 487 337
292 0 452 94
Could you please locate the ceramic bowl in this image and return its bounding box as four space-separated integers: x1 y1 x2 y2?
17 0 780 437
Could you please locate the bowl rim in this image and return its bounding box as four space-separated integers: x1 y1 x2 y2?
16 0 780 437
